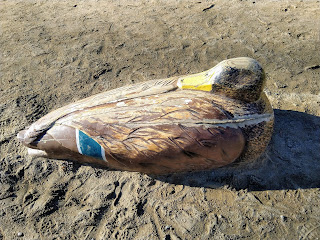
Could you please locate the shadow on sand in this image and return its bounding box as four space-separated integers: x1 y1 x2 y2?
153 109 320 191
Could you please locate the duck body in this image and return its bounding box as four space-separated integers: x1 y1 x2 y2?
18 57 274 174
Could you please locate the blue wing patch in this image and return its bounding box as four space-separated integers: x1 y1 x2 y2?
76 129 106 161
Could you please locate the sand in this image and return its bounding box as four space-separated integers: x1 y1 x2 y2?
0 0 320 239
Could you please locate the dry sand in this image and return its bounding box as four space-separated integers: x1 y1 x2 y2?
1 0 320 239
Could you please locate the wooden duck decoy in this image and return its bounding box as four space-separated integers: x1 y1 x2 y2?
18 57 274 174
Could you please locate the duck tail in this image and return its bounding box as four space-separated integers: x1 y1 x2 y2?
17 126 45 149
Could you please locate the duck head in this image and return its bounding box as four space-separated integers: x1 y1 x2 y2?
177 57 265 102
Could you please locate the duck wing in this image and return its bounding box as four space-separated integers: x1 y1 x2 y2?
52 90 245 172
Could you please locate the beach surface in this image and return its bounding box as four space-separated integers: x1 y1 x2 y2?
0 0 319 239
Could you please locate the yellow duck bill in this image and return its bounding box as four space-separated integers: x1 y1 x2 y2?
18 57 274 174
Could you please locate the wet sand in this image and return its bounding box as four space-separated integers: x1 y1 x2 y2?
0 0 319 239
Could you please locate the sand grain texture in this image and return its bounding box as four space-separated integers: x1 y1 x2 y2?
0 0 320 239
